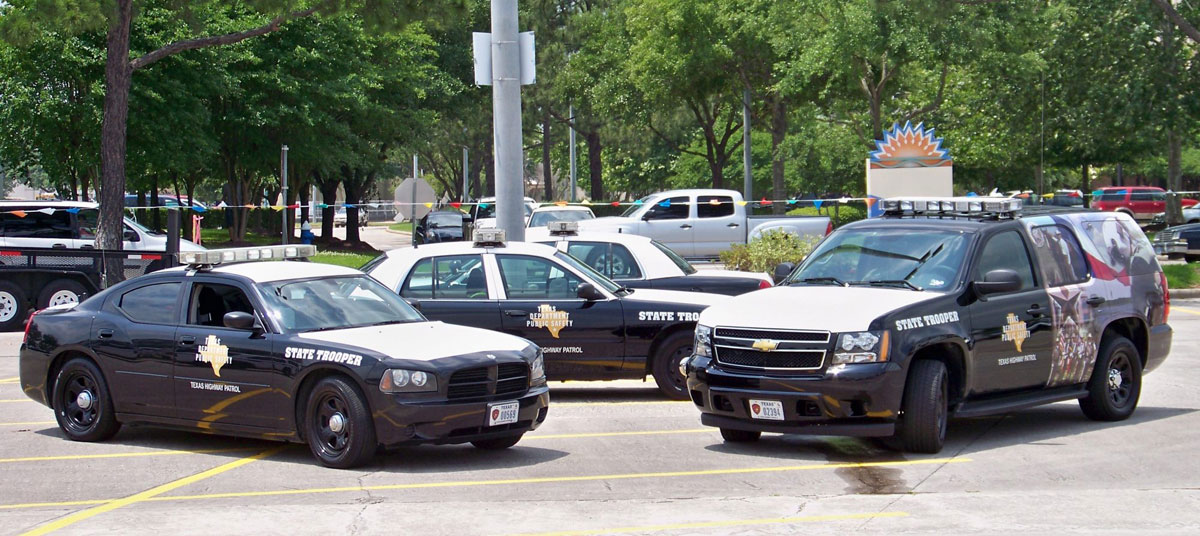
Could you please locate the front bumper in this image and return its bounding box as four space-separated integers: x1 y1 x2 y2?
1153 238 1188 256
685 356 904 437
372 385 549 447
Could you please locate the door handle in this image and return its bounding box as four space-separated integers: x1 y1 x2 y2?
1026 305 1045 317
1086 296 1106 306
679 224 693 229
726 223 739 228
504 310 529 318
180 336 196 345
80 244 95 250
97 329 114 339
52 243 67 249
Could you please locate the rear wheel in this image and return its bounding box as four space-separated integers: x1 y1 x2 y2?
719 428 761 443
1080 335 1142 421
894 360 948 454
52 358 121 442
0 281 29 332
304 377 376 469
37 279 88 309
471 434 524 450
1186 254 1200 264
652 332 693 400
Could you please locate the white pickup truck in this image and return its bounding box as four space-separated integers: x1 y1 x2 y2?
577 189 832 257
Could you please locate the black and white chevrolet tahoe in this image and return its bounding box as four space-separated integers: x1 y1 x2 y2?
684 198 1172 453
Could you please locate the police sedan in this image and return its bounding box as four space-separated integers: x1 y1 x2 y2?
526 222 773 295
19 245 549 469
363 230 731 399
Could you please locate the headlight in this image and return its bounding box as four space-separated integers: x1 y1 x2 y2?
379 368 439 393
694 325 713 358
833 331 889 365
530 349 546 381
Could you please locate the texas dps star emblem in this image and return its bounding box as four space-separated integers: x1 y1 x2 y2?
196 335 231 377
528 304 572 338
752 339 779 352
1001 313 1029 352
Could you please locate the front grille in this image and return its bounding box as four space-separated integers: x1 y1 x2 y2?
716 348 825 369
446 363 529 400
495 363 529 396
715 327 830 343
447 367 489 399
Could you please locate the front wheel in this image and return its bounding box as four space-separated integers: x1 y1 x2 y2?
1079 335 1142 421
304 377 377 469
53 358 121 442
652 332 693 400
893 360 948 454
471 434 524 450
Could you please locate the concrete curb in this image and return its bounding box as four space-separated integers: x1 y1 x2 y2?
1170 288 1200 299
383 227 412 236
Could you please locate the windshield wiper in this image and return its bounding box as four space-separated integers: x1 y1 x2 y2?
901 241 947 281
863 279 922 291
791 277 848 286
367 320 411 327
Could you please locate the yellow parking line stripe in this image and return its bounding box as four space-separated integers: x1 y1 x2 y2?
19 446 282 536
0 421 55 427
0 399 34 403
515 511 911 536
0 377 20 383
0 447 257 464
1173 306 1200 316
0 457 969 510
526 428 711 440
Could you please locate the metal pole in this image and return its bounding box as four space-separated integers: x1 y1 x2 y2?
412 154 418 247
492 0 525 242
463 146 470 202
742 88 752 204
569 103 577 203
281 145 289 245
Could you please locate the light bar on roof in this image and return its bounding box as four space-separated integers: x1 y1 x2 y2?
547 221 579 236
180 245 316 266
881 196 1022 216
473 228 507 247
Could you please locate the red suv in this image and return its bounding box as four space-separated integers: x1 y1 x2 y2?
1092 186 1197 221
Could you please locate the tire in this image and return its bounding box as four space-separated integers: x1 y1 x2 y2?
0 281 29 332
304 376 377 469
1186 254 1200 264
1079 335 1142 421
894 360 948 454
719 428 761 443
52 358 121 442
471 433 524 450
652 331 693 400
37 279 89 309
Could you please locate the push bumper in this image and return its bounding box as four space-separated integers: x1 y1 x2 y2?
372 385 550 447
686 357 904 438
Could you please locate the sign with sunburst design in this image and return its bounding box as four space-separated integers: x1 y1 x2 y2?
869 121 952 169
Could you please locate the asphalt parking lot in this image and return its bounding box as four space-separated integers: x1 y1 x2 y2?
2 304 1200 535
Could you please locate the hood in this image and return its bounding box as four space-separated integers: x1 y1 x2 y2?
699 285 944 333
578 217 636 233
298 321 530 362
690 269 771 284
139 235 206 251
623 288 731 308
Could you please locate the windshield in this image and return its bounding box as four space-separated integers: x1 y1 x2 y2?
553 251 625 294
529 209 594 228
650 240 696 275
258 275 425 332
474 201 533 219
621 196 655 217
427 213 463 227
788 228 970 291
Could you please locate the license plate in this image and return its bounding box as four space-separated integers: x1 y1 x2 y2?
748 399 785 421
487 401 519 426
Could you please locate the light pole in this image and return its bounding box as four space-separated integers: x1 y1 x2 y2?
281 145 289 245
491 0 525 241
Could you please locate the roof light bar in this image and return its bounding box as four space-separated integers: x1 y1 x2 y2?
881 196 1022 216
547 221 579 236
180 245 316 266
473 228 507 247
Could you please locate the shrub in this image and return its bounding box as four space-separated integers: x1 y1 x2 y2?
719 229 820 274
786 203 867 228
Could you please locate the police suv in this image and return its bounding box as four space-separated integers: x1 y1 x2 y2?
364 229 731 399
684 198 1172 453
19 245 549 468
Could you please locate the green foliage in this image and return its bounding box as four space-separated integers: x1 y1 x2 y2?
311 250 380 269
787 204 866 228
1163 264 1199 289
719 229 819 274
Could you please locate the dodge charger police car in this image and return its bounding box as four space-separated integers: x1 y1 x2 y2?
364 230 730 399
19 245 549 468
684 198 1172 453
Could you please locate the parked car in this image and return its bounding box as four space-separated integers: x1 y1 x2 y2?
1014 190 1085 208
1150 207 1200 226
471 197 539 228
526 224 772 295
0 200 203 252
685 197 1171 453
332 207 367 228
577 189 832 258
123 193 208 211
1152 222 1200 262
414 211 468 244
1091 186 1197 221
527 206 595 228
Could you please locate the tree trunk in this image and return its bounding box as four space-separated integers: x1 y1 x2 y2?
69 170 79 201
299 185 310 225
150 177 161 232
585 130 604 201
1166 130 1184 225
97 0 133 287
319 179 339 241
542 110 554 201
709 159 725 190
81 168 93 202
771 95 787 215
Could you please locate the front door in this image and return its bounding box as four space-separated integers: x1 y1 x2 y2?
494 254 626 379
174 280 290 430
966 230 1054 394
638 196 694 256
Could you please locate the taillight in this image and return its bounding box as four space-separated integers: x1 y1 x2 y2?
1161 271 1170 323
758 279 772 289
23 309 40 343
825 221 833 235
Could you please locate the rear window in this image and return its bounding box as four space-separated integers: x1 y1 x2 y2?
0 209 74 239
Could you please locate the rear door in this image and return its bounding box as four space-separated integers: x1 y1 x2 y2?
638 196 694 256
1129 191 1164 220
397 254 504 332
1026 223 1102 387
693 194 741 257
92 280 182 417
0 207 75 249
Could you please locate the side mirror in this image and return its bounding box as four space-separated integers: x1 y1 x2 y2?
123 229 140 242
773 262 796 284
973 269 1022 297
223 311 259 331
576 282 605 301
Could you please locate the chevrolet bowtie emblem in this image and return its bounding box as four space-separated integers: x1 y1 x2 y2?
752 339 779 352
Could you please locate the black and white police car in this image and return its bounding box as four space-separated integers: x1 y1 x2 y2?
19 245 549 468
685 198 1172 453
526 222 773 295
363 229 731 399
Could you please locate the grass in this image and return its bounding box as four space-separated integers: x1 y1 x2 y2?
199 228 277 247
311 251 380 269
1164 263 1199 289
388 222 413 232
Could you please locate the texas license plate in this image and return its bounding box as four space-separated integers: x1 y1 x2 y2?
487 401 519 426
748 399 785 421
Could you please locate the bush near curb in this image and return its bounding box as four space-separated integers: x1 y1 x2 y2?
719 229 819 274
786 204 867 228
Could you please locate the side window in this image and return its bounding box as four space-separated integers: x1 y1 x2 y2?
0 209 73 239
433 255 487 299
119 282 181 324
973 231 1036 291
1099 193 1126 202
642 196 689 220
497 255 583 299
1029 225 1090 287
1130 192 1156 202
568 242 643 279
697 195 734 218
188 283 257 327
401 258 434 299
